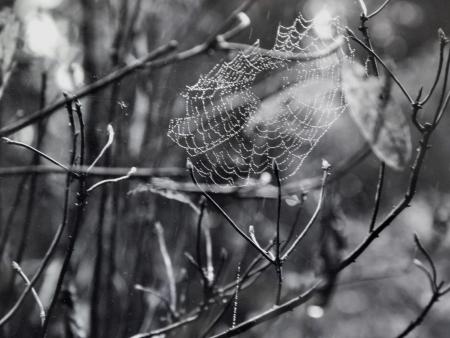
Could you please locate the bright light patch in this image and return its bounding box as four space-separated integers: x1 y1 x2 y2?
25 12 61 59
55 63 85 91
313 9 334 40
307 305 324 319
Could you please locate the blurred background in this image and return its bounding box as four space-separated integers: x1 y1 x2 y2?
0 0 450 337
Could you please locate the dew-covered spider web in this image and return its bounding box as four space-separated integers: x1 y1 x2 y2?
168 13 354 186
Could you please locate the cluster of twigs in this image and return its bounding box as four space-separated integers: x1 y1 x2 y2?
0 0 449 337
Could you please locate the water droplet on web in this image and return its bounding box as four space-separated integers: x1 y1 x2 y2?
168 13 353 186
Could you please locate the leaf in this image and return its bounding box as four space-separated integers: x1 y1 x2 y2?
130 180 200 214
342 61 412 170
0 8 20 99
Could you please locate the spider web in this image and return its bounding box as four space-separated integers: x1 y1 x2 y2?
168 14 354 186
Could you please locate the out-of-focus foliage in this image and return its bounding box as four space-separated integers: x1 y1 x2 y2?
342 61 412 170
0 8 19 98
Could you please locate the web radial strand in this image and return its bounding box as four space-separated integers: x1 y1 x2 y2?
168 14 354 186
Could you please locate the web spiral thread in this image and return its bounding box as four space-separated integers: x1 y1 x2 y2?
168 14 353 186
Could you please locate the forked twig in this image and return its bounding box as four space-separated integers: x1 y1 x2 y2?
12 261 45 326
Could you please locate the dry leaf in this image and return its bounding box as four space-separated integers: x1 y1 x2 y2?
342 61 412 170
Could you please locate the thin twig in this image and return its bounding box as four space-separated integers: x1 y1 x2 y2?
134 284 179 320
87 124 115 172
367 0 392 19
1 137 78 176
369 162 385 232
189 165 274 263
281 160 330 261
0 42 178 137
414 234 438 286
12 261 45 326
345 27 414 104
0 165 185 178
86 167 136 192
420 29 449 105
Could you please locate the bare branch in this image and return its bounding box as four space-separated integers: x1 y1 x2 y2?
12 261 45 326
